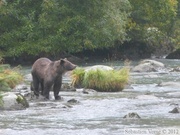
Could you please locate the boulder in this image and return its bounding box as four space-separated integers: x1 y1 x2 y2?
0 92 29 110
85 65 113 72
123 112 141 119
169 107 180 113
132 59 165 72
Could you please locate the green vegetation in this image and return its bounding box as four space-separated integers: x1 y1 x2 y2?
0 0 131 57
71 68 85 88
71 68 129 92
0 0 179 59
0 58 23 92
16 94 29 108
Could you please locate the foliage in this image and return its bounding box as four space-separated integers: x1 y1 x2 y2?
71 67 129 92
0 0 179 58
128 0 179 55
71 68 85 88
0 57 23 92
0 0 131 57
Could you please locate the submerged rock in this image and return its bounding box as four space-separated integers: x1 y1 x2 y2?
82 89 97 94
132 59 165 72
157 81 180 88
123 112 141 119
67 99 79 104
0 92 29 110
169 107 180 113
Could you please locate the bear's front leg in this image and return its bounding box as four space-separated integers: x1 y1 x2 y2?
53 76 62 100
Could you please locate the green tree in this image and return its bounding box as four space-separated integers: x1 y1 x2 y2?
128 0 178 56
0 0 131 58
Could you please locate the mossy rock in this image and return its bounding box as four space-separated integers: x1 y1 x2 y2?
16 94 29 108
0 92 29 110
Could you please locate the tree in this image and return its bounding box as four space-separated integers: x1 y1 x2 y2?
128 0 178 56
0 0 131 58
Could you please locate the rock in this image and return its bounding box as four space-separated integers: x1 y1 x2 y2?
0 92 29 110
123 112 141 119
135 95 158 100
67 99 79 104
166 49 180 59
170 67 180 72
82 89 97 94
141 59 164 67
157 81 180 88
85 65 113 72
131 59 165 72
169 107 180 113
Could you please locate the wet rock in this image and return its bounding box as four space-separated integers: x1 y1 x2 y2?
62 104 73 108
13 83 31 97
67 99 79 104
131 59 165 72
123 112 141 119
169 107 180 113
85 65 113 72
0 92 29 110
169 67 180 72
169 103 179 106
82 89 97 94
157 81 180 88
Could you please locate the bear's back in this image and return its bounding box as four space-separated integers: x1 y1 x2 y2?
31 58 52 76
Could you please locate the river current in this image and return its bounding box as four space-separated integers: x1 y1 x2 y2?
0 59 180 135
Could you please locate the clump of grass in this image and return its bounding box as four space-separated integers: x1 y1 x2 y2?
0 57 23 91
71 67 129 92
71 68 85 88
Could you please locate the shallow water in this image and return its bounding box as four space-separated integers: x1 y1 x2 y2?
1 59 180 135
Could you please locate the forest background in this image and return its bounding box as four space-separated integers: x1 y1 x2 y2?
0 0 180 64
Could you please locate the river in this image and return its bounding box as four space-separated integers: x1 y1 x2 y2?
0 59 180 135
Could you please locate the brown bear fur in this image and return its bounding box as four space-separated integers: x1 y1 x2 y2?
31 57 76 100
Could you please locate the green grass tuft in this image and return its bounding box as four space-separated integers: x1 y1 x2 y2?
71 67 129 92
0 57 23 92
71 68 85 88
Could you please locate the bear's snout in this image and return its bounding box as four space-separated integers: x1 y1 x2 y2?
70 64 77 70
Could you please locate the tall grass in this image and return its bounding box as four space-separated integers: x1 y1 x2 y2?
71 68 85 88
0 57 23 92
71 67 129 92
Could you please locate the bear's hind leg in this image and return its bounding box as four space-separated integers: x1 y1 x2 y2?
32 76 40 97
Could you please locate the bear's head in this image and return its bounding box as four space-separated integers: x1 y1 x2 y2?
55 58 77 74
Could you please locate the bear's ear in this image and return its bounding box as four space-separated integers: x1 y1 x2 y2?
60 59 65 65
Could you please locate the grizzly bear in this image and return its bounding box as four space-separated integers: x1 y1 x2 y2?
31 57 76 100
